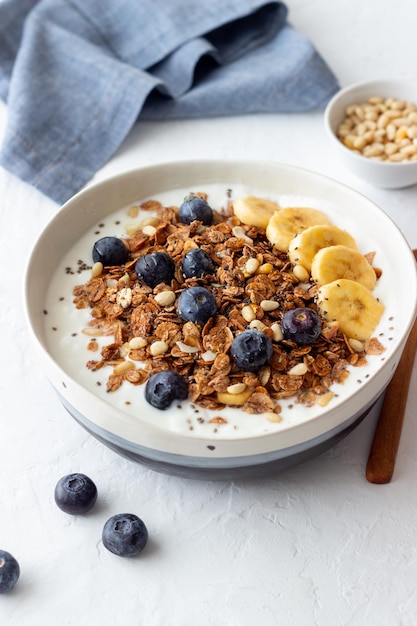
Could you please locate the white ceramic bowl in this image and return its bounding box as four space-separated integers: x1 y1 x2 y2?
324 79 417 188
24 160 417 479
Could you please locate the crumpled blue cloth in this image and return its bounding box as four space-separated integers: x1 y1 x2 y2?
0 0 339 205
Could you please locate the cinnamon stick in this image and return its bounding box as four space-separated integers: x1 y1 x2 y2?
366 249 417 483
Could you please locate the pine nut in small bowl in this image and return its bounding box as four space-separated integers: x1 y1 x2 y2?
324 78 417 188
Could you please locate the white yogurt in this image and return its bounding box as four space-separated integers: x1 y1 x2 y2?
43 184 397 439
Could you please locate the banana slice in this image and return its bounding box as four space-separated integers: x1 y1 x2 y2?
311 245 377 290
288 224 358 272
266 207 331 252
232 196 280 228
317 278 384 340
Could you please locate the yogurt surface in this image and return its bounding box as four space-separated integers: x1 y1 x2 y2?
43 183 397 439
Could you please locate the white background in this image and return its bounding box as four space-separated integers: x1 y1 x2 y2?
1 1 417 624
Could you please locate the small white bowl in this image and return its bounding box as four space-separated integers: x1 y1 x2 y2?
324 79 417 188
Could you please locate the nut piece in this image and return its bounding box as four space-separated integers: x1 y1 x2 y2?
154 290 176 307
260 299 279 312
244 258 260 275
150 341 169 356
217 388 253 406
241 304 256 322
116 287 132 309
227 382 248 395
288 362 308 376
271 323 283 342
129 337 147 349
91 262 103 278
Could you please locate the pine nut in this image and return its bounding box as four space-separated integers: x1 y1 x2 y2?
154 290 176 307
150 341 169 356
348 338 364 353
288 363 308 376
316 391 334 407
113 361 135 375
249 320 267 331
91 261 103 278
260 299 279 312
129 337 147 349
241 304 256 322
227 382 247 395
400 144 417 156
258 366 270 386
271 322 283 342
82 327 102 337
293 264 310 282
244 258 260 275
264 411 283 423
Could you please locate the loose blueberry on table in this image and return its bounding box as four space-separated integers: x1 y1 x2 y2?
281 307 322 345
135 251 175 288
181 247 215 278
231 329 273 372
145 370 189 410
54 473 98 515
102 513 148 557
178 194 213 225
92 236 128 266
177 285 217 325
0 550 20 593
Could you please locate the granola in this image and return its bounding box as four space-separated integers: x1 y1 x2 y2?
71 192 385 421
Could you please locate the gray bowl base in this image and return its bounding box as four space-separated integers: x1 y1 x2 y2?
59 394 378 481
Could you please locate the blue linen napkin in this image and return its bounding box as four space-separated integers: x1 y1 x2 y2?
0 0 339 205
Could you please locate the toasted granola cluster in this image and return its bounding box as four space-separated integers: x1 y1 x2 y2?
72 194 383 419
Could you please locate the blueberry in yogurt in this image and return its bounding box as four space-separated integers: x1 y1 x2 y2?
181 248 215 278
281 307 321 345
145 370 188 410
231 329 273 372
135 251 175 288
92 236 128 266
179 194 213 225
102 513 148 557
54 473 98 515
0 550 20 593
177 286 217 325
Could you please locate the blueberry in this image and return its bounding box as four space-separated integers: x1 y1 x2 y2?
0 551 20 594
92 236 128 266
145 370 188 410
178 195 213 225
102 513 148 557
135 251 175 288
54 473 98 515
231 329 273 372
181 248 215 279
281 307 322 345
177 286 217 325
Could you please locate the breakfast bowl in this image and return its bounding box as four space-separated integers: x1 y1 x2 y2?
324 78 417 188
24 160 417 479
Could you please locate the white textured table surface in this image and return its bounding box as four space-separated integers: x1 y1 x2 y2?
2 1 417 625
